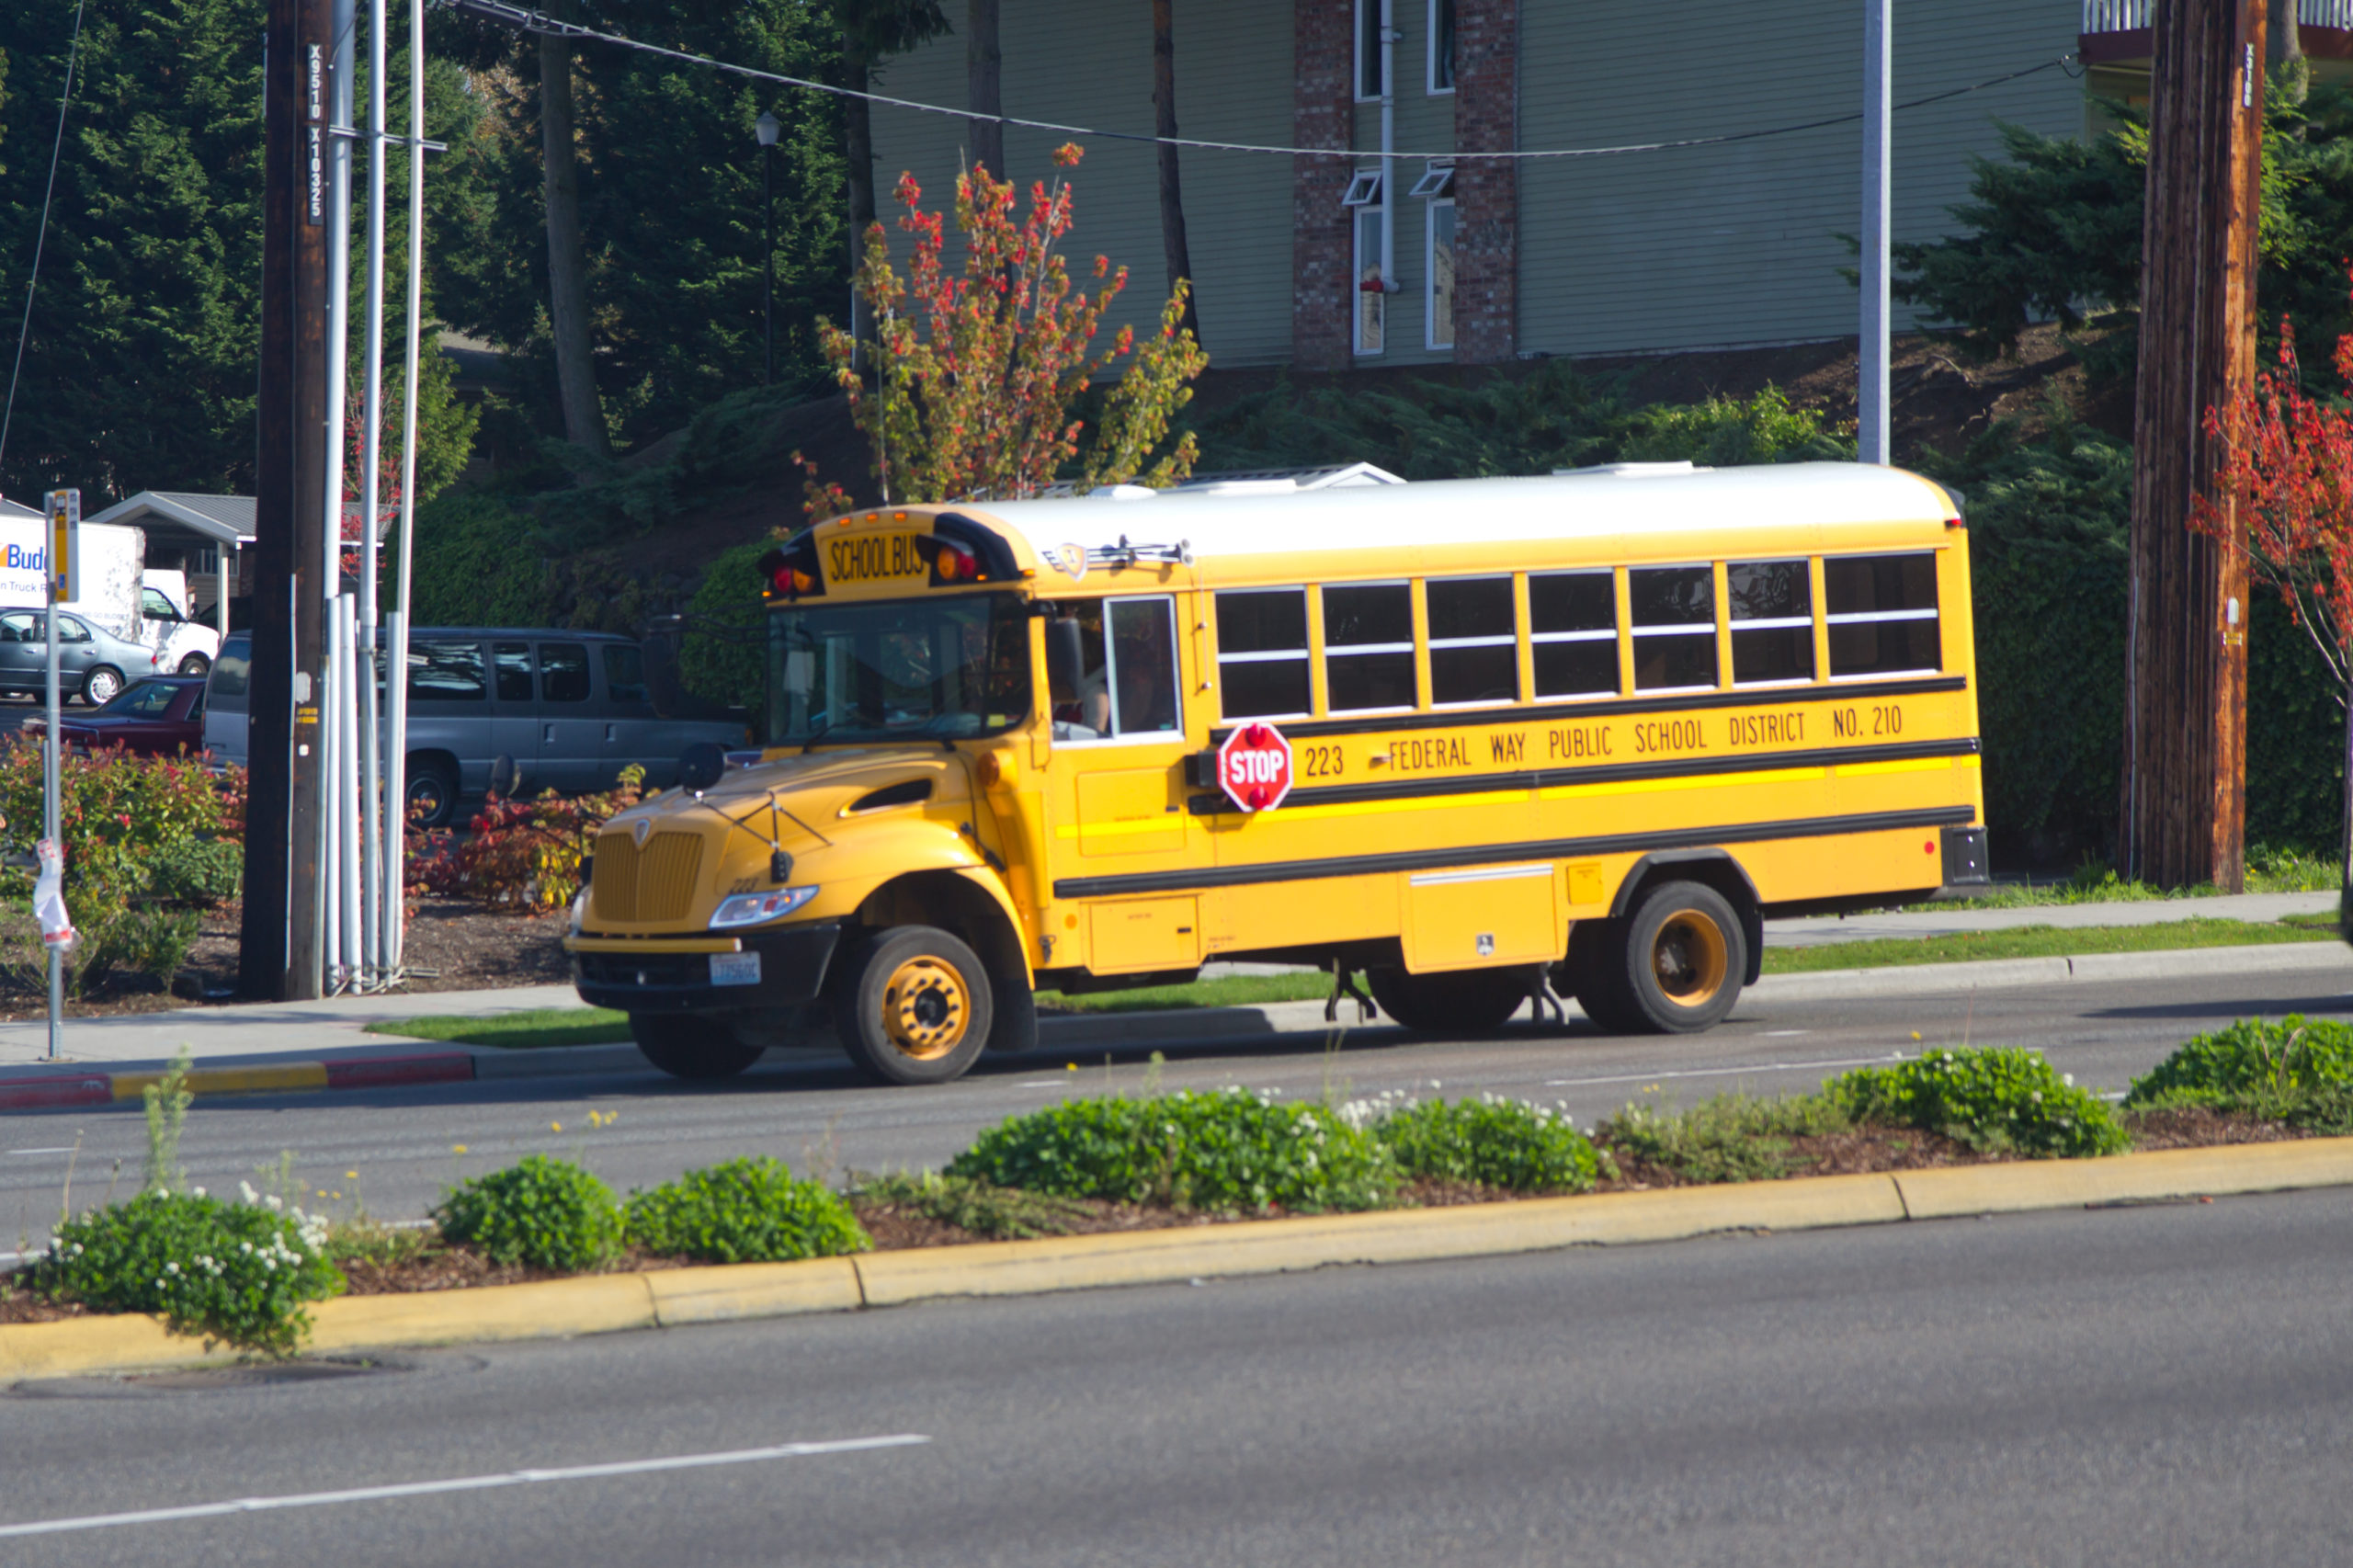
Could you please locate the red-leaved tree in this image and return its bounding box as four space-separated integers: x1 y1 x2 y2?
796 143 1207 517
2194 275 2353 924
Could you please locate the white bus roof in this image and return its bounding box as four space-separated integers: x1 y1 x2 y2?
963 461 1956 562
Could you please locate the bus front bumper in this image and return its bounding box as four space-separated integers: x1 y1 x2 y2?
566 923 844 1015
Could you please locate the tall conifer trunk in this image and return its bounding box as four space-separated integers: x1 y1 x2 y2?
967 0 1002 178
539 17 606 455
1152 0 1200 343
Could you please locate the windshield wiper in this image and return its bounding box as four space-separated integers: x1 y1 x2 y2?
800 717 833 754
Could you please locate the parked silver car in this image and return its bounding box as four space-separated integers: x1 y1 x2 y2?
0 608 163 705
205 627 750 826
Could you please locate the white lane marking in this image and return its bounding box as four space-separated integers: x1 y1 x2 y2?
7 1147 77 1155
0 1435 931 1540
1016 1081 1067 1088
1760 1030 1810 1038
1543 1052 1904 1089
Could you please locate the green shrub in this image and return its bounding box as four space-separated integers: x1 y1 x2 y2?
432 1154 623 1271
948 1088 1401 1214
150 837 244 906
2125 1015 2353 1108
848 1170 1092 1240
29 1188 344 1357
1825 1047 2128 1158
1596 1092 1853 1185
625 1157 869 1264
1362 1093 1602 1192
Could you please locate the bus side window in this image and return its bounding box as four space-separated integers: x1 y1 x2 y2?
1323 582 1415 712
1824 552 1940 676
1728 559 1813 684
1630 565 1716 691
1529 571 1618 698
1106 597 1181 736
1427 575 1518 705
1216 589 1311 720
1048 602 1109 739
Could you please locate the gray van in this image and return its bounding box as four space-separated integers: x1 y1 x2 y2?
205 628 749 827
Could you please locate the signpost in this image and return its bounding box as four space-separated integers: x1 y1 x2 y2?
40 489 78 1059
1217 722 1294 813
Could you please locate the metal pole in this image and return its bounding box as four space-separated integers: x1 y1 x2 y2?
1859 0 1892 465
386 0 425 973
338 594 362 985
316 0 356 995
358 0 387 984
1378 0 1393 343
43 564 61 1059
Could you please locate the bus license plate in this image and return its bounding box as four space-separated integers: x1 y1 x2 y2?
710 951 761 987
824 532 928 587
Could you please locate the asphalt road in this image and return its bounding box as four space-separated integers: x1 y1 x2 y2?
2 966 2347 1243
6 1187 2352 1565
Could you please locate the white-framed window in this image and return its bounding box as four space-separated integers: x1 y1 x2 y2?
1426 575 1517 706
1727 559 1813 687
1425 195 1455 350
1630 563 1718 693
1427 0 1455 94
1050 596 1184 744
1356 0 1389 102
1824 552 1942 676
1341 168 1385 207
1217 588 1313 721
1354 204 1386 355
1323 581 1415 713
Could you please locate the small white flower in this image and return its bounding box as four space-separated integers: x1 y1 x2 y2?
2063 1074 2075 1087
190 1187 205 1199
239 1181 258 1204
265 1195 283 1211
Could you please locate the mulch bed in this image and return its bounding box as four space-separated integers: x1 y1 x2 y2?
0 898 569 1023
0 1109 2327 1326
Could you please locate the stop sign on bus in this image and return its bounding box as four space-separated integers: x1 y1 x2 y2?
1218 722 1294 812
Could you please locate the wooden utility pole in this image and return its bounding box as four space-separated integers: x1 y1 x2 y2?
244 0 329 999
2120 0 2266 891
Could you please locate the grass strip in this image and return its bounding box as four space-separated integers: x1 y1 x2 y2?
1760 916 2335 974
366 1007 633 1050
1035 972 1331 1014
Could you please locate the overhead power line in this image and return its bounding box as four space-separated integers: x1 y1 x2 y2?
445 0 2075 165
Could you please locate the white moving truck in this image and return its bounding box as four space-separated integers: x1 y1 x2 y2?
0 520 219 674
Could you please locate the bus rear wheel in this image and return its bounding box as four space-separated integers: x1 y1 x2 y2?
630 1013 767 1079
1563 919 1646 1034
833 925 994 1085
1617 881 1746 1034
1366 967 1527 1034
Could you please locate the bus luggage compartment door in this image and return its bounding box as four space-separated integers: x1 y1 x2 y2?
1401 864 1561 971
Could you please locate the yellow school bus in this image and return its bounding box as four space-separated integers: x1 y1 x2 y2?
564 461 1986 1085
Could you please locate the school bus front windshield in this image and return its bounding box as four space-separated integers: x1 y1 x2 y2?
765 590 1031 745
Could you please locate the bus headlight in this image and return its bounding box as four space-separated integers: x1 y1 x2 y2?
710 886 818 930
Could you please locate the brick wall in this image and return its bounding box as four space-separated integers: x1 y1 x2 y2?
1292 0 1354 371
1452 0 1518 364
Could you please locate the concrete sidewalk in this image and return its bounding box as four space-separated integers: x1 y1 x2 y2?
1766 890 2337 948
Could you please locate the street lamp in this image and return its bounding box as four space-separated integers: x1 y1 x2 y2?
756 110 780 386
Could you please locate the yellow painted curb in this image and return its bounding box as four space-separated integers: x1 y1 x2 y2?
0 1312 220 1381
306 1274 657 1353
1894 1138 2353 1219
110 1062 330 1101
849 1172 1906 1307
646 1257 865 1326
9 1136 2353 1380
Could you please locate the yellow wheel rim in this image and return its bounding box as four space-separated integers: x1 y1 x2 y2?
880 955 972 1061
1651 911 1729 1008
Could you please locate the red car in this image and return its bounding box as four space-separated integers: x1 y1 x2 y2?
18 676 209 757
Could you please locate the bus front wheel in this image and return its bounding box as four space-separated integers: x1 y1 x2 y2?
1366 967 1527 1034
1617 881 1746 1034
833 925 994 1085
630 1013 767 1079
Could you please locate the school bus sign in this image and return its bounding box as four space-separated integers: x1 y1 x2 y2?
1219 722 1294 812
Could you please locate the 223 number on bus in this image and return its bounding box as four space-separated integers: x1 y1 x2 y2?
1833 703 1904 739
827 533 927 585
1300 744 1346 780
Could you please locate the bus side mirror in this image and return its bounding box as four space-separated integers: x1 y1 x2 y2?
679 741 726 793
1046 618 1083 695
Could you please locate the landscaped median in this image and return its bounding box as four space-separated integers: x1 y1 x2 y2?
11 1019 2353 1381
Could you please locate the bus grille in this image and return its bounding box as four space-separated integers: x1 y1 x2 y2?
591 831 704 923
